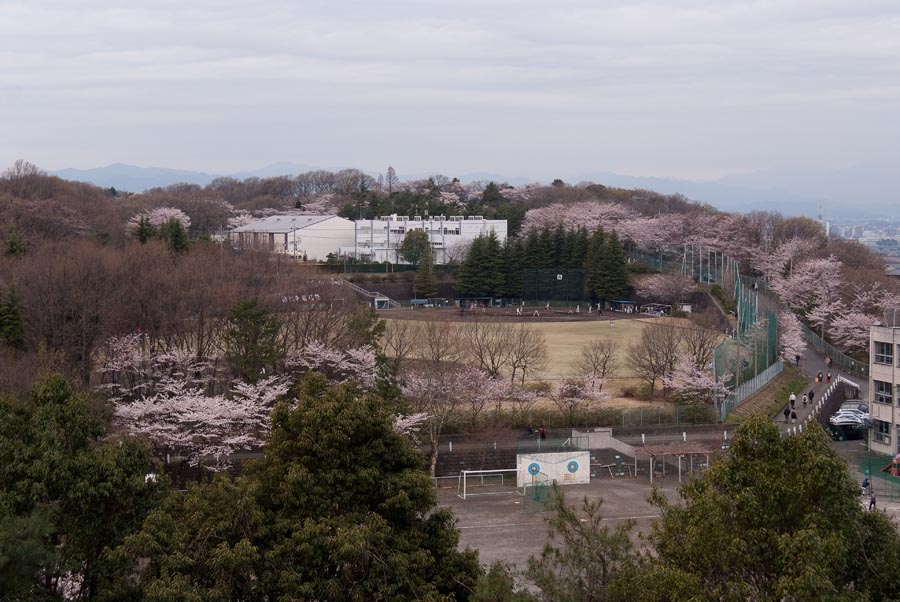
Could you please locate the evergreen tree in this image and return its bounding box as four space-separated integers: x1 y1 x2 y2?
134 215 155 244
0 287 25 349
457 235 487 297
399 229 431 266
552 223 567 265
158 218 189 252
584 226 606 301
536 227 555 269
502 238 525 298
601 230 630 301
612 416 900 602
481 181 505 205
122 380 482 600
522 229 542 270
222 299 284 382
571 227 590 270
3 232 26 257
414 246 438 299
458 232 505 297
0 376 163 600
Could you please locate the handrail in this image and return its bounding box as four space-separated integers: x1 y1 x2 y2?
333 279 402 309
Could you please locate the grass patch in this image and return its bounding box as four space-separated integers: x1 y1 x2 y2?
724 365 807 424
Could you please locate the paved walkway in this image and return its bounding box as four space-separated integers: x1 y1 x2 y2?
777 343 866 434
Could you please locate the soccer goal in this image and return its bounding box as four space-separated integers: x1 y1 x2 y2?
456 469 520 500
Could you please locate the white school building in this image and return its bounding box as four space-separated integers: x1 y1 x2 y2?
230 215 355 261
346 214 508 265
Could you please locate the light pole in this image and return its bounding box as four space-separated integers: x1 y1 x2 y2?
291 218 296 258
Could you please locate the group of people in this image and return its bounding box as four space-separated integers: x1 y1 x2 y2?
784 388 816 424
816 369 832 384
527 424 547 440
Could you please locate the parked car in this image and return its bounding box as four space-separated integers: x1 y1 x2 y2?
827 422 864 441
841 400 869 413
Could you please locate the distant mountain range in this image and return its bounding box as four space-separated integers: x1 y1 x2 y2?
49 162 898 221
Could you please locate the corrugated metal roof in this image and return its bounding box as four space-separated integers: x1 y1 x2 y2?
232 215 340 233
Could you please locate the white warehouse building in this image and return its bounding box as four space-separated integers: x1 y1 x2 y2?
346 215 508 264
230 215 355 261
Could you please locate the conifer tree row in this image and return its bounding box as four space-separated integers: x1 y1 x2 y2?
456 225 630 301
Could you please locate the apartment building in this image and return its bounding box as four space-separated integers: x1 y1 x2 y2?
869 320 900 455
346 214 508 265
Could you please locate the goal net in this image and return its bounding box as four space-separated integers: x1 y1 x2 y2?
456 469 520 500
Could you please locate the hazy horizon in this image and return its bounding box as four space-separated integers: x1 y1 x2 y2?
3 1 899 184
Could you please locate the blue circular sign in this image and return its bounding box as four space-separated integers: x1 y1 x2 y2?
567 461 579 473
528 463 541 475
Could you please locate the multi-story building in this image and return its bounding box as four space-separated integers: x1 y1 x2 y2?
346 214 507 265
869 318 900 455
230 215 355 261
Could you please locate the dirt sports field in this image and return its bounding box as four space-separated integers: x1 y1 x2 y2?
380 306 664 406
437 475 682 569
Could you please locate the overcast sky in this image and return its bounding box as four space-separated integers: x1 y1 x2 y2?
2 0 898 181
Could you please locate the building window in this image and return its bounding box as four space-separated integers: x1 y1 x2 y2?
874 420 891 444
875 341 893 364
874 380 893 404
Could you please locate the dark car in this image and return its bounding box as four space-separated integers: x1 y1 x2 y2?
827 422 864 441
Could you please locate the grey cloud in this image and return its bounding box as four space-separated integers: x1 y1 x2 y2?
1 0 899 182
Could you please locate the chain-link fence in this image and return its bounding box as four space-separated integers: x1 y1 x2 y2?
800 323 869 378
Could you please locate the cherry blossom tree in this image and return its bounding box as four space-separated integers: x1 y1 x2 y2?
769 255 842 312
112 376 290 468
634 273 696 303
778 311 806 366
392 412 430 442
551 377 608 425
830 309 878 354
127 206 192 232
283 340 377 388
401 365 500 476
521 201 636 233
227 211 255 229
102 334 376 468
663 356 729 405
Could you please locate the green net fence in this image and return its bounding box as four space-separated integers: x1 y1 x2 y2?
523 472 553 514
629 246 782 421
521 268 589 303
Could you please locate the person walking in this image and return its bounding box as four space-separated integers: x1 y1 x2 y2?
827 356 833 370
869 488 877 512
783 406 791 423
790 410 797 424
789 392 796 409
802 394 808 408
817 370 824 383
826 371 832 384
539 424 547 440
808 389 815 404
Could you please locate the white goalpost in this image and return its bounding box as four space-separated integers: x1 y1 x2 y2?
456 468 521 500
